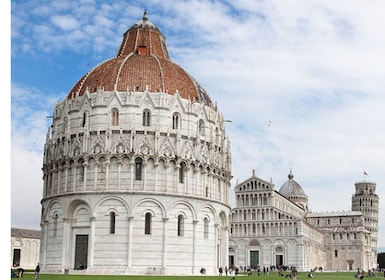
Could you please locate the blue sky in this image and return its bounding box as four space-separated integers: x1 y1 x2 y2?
8 0 385 251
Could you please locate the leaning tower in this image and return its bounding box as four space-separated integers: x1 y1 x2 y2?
39 11 232 275
351 180 379 269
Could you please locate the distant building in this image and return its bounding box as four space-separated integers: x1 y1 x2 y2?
11 228 40 269
229 170 379 272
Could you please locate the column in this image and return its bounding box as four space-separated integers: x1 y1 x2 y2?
162 217 169 272
89 216 96 268
126 216 134 271
192 220 198 274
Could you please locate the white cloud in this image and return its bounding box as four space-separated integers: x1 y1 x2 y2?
50 15 80 31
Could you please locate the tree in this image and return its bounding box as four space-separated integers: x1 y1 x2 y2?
378 252 385 269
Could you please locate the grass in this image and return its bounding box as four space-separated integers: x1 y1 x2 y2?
11 271 384 280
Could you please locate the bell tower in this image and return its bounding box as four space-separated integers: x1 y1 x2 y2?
351 180 379 267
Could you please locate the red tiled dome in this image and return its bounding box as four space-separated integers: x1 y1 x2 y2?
67 11 212 106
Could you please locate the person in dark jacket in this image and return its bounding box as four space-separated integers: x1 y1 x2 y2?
34 263 40 280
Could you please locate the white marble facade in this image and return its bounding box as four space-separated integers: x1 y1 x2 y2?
229 171 379 272
39 13 232 276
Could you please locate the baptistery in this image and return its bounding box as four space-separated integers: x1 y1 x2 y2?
40 11 232 275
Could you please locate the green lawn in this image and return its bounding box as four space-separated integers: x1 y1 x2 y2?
12 271 384 280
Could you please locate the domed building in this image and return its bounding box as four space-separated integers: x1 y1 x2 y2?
279 171 308 212
40 11 232 275
229 170 379 272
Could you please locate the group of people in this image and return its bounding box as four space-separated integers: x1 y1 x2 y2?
283 266 298 280
11 263 39 279
354 268 379 279
218 265 238 279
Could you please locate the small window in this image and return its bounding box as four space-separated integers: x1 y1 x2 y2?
204 218 209 238
82 111 88 127
110 212 116 234
53 214 58 237
172 113 180 129
135 158 143 180
145 212 151 235
77 159 85 182
112 108 119 126
177 214 184 236
179 162 185 184
215 127 219 144
199 120 205 135
142 110 151 126
334 250 338 257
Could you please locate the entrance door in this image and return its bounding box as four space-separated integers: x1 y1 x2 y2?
250 250 259 269
229 255 234 267
276 254 283 267
74 234 88 270
13 249 21 266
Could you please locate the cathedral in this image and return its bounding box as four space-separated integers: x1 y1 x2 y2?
39 11 231 275
38 12 379 276
229 170 379 272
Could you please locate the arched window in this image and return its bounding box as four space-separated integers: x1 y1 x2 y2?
145 212 152 235
53 213 58 237
111 108 119 126
82 111 88 127
177 214 184 236
63 116 68 134
82 112 86 127
135 158 142 180
77 159 84 182
172 112 180 129
142 110 151 126
204 217 209 238
110 212 116 234
179 162 185 184
334 250 338 257
198 119 205 135
215 127 219 144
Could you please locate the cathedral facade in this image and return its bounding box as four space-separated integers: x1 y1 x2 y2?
39 12 232 275
229 170 379 272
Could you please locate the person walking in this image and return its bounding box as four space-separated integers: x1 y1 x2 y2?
34 263 40 280
231 268 236 280
291 266 298 280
